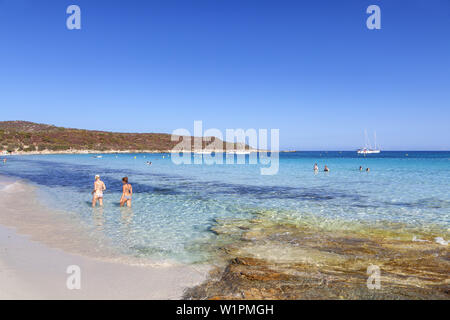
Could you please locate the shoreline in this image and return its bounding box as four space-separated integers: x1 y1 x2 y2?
0 224 207 299
4 150 449 156
0 176 209 299
4 149 179 156
0 169 448 299
4 149 264 156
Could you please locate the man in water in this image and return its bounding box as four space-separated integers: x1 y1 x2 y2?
120 177 133 208
92 175 106 207
366 168 370 172
359 166 363 171
324 165 329 172
314 163 318 172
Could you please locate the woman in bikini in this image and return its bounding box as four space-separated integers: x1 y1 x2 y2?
120 177 133 207
92 175 106 207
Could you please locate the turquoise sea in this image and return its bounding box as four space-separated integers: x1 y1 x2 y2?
1 152 449 263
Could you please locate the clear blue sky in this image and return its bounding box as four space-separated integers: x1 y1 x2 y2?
0 0 449 150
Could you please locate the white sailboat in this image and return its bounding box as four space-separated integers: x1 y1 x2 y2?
357 130 381 154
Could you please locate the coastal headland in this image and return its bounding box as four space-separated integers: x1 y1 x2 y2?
0 121 256 155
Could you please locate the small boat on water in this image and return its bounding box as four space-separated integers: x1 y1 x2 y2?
357 148 380 154
357 130 381 154
226 150 252 155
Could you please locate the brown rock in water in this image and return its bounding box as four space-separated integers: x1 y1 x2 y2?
184 217 449 300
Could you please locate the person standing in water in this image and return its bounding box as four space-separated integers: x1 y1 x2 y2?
92 175 106 207
314 163 318 172
324 165 329 172
120 177 133 208
359 166 363 171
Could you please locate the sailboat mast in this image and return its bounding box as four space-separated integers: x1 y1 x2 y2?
364 129 369 149
374 131 377 149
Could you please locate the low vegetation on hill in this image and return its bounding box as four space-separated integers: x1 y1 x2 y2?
0 121 246 153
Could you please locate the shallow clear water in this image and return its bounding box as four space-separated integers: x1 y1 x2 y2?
1 152 449 263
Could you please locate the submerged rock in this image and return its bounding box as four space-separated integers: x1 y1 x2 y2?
184 215 450 300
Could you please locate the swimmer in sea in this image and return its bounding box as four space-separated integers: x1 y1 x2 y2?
366 168 370 172
120 177 133 208
359 166 363 171
92 175 106 207
146 161 152 166
314 163 318 172
324 165 329 172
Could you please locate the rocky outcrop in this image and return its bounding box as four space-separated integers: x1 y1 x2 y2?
185 213 450 300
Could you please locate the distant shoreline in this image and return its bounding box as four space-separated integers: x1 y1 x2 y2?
5 149 177 156
4 149 266 156
4 150 450 156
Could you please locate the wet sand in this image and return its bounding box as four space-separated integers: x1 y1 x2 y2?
0 177 208 299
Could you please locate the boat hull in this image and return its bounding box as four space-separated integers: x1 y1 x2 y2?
357 149 381 154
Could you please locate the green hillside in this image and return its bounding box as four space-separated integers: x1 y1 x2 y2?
0 121 245 153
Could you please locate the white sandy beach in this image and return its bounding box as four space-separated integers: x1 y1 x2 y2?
0 176 208 299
